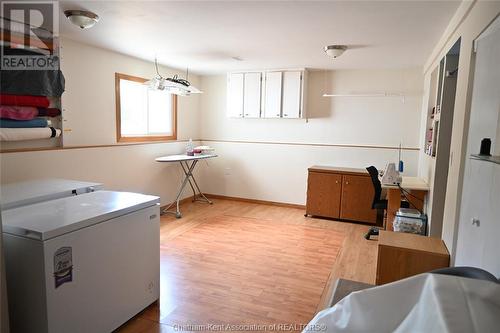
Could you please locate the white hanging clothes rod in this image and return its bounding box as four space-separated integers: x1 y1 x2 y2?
322 92 405 103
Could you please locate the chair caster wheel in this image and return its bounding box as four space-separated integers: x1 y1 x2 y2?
175 213 182 219
364 227 379 240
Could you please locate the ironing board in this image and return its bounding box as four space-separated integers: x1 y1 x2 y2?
155 154 217 218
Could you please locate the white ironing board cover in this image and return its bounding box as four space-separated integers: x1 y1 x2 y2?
155 154 217 162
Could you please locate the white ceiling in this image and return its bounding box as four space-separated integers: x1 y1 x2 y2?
59 1 461 75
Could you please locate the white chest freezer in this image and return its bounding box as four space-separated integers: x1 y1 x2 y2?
2 190 160 333
0 178 103 210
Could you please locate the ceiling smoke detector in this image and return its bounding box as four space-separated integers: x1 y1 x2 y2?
64 10 99 29
324 45 347 59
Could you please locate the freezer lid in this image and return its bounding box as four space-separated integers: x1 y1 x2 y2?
1 191 160 241
0 178 103 210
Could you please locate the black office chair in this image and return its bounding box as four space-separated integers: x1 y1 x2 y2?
365 166 409 240
430 266 499 283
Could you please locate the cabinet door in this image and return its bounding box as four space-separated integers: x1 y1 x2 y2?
227 73 244 118
340 175 377 223
243 72 262 118
282 71 302 118
306 172 342 218
263 71 282 118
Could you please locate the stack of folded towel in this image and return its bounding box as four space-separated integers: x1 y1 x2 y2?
0 94 62 141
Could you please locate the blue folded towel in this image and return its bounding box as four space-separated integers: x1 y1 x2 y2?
0 118 49 128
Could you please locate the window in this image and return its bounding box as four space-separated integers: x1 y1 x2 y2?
115 73 177 142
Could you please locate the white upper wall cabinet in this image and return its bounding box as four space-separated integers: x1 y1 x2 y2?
227 73 244 117
227 69 306 119
243 72 262 118
263 71 283 118
282 71 302 118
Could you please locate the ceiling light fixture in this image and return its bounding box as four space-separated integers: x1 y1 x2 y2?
145 58 202 96
324 45 347 59
64 10 99 29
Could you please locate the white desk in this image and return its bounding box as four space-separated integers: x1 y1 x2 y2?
381 176 429 231
155 154 217 218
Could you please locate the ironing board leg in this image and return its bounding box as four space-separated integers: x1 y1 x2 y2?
161 159 212 218
182 160 212 204
161 160 198 218
180 161 198 199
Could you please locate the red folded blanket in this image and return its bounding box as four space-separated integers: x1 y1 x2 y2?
0 105 37 120
0 105 61 120
0 94 50 108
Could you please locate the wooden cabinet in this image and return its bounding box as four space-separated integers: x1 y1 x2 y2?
263 71 282 118
242 72 262 118
227 73 244 118
306 166 377 224
340 175 377 222
376 231 449 285
227 72 261 118
227 69 306 119
306 172 342 218
281 71 302 118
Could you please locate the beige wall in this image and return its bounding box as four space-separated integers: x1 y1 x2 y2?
60 38 201 146
0 142 203 205
0 38 203 206
199 69 424 204
419 0 500 259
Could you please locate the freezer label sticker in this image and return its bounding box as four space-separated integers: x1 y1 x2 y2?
53 247 73 288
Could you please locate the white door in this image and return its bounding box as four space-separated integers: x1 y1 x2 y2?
282 71 302 118
455 17 500 275
263 71 282 118
227 73 244 118
243 72 262 118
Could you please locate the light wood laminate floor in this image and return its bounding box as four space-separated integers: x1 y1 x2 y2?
116 198 378 333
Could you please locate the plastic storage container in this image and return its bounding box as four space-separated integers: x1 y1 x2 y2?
393 208 427 235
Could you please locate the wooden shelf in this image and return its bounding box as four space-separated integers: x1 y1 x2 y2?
470 154 500 165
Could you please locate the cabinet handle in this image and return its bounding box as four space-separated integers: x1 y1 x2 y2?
284 114 288 117
345 181 349 185
276 114 280 116
245 114 249 116
335 180 339 184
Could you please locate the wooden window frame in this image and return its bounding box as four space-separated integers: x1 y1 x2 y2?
115 72 177 143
